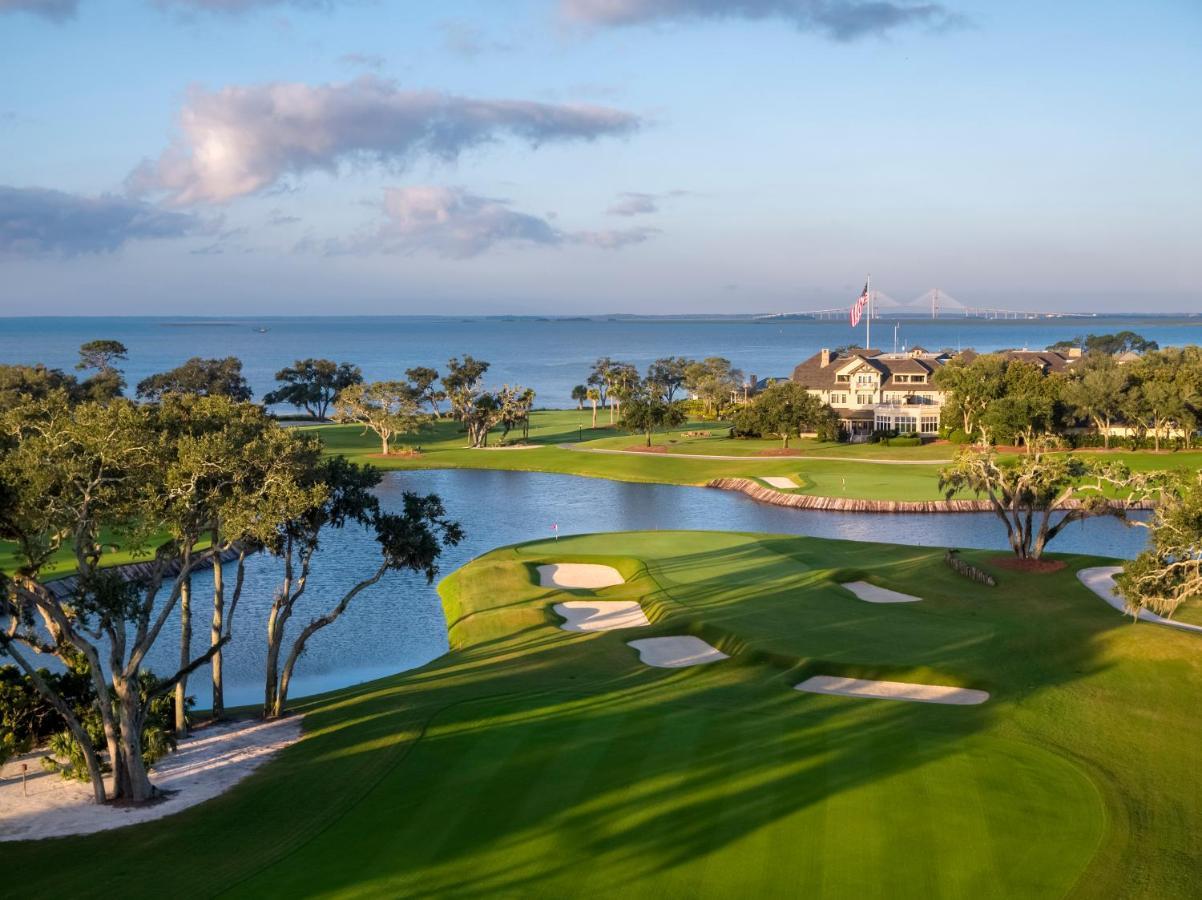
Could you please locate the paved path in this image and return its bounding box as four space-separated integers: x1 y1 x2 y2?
556 445 950 465
1077 567 1202 634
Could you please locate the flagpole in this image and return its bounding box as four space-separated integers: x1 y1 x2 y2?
866 273 871 349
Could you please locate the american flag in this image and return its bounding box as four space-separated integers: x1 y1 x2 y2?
850 283 869 327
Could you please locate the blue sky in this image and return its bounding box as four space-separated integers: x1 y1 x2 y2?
1 0 1199 315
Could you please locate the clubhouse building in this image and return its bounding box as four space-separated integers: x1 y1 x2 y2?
788 346 1079 439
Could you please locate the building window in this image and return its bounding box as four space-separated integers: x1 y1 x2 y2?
856 392 874 405
877 415 892 430
856 374 874 385
896 416 916 433
921 416 939 433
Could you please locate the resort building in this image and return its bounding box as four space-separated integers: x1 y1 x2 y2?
789 346 1080 439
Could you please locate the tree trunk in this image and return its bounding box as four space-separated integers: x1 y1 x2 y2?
210 549 225 719
591 402 597 428
381 432 390 455
264 605 285 719
174 575 191 736
113 675 154 803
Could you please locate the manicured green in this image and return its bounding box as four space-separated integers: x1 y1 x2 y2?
6 531 1198 898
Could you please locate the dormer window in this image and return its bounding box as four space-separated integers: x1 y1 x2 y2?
836 374 850 383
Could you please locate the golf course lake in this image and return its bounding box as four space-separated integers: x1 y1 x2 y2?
144 469 1150 709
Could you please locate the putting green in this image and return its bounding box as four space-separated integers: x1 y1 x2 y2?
4 531 1199 899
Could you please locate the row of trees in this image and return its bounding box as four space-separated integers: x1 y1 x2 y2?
573 356 745 426
0 390 461 804
731 382 840 447
935 345 1202 450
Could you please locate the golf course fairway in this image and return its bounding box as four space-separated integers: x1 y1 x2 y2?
3 531 1199 899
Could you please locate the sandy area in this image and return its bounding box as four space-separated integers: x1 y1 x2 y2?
1077 567 1202 634
538 563 625 590
841 581 922 604
553 600 650 632
795 675 989 705
0 716 303 841
761 476 798 489
627 636 729 668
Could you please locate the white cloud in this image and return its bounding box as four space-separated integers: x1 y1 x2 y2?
129 76 642 205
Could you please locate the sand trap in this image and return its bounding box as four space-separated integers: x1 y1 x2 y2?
1077 567 1202 634
796 675 988 705
538 563 625 590
553 600 650 632
841 581 921 604
762 476 798 489
627 636 729 668
0 716 302 841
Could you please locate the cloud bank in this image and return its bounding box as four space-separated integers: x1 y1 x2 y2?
129 76 642 205
322 186 656 258
606 189 690 216
0 0 77 19
0 186 199 257
560 0 961 41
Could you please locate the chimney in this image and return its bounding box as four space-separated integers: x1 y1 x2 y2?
820 348 830 368
1066 347 1082 359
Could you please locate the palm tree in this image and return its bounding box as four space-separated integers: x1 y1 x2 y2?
570 384 588 410
586 387 601 428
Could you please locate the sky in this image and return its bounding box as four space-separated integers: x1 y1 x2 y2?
0 0 1199 316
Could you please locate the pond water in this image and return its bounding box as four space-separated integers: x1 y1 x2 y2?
126 469 1149 709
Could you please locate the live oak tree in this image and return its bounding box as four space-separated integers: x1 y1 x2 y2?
646 357 692 404
497 385 535 443
933 353 1008 443
938 442 1144 559
443 356 490 423
619 379 687 447
1062 353 1130 449
979 361 1063 451
263 359 363 420
136 357 253 402
732 381 837 448
1116 472 1202 620
684 357 743 419
333 381 426 455
0 394 311 803
76 340 128 374
605 362 640 425
263 459 462 718
405 366 446 416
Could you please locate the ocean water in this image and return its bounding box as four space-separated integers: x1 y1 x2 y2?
1 314 1199 409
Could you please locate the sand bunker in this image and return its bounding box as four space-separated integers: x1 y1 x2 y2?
841 581 921 604
1077 567 1202 634
554 600 651 632
795 675 988 705
762 476 798 489
627 636 729 668
538 563 625 590
0 716 302 841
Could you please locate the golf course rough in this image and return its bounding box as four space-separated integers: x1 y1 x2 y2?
5 530 1200 899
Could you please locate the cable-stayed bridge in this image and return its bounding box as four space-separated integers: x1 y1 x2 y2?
758 288 1078 320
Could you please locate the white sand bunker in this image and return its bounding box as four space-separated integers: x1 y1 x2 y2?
553 600 650 632
628 636 729 668
796 675 988 705
538 563 625 590
0 716 302 841
1077 567 1202 634
841 581 921 604
762 476 798 489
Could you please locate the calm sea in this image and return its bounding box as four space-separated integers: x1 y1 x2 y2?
1 315 1199 409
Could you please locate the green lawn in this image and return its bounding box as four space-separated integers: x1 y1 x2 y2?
307 410 1202 504
7 531 1198 898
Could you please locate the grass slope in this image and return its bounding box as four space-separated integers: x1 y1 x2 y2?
309 410 1202 502
4 532 1199 898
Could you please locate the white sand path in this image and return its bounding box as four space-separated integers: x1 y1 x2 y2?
538 563 625 590
627 636 729 668
1077 567 1202 634
0 716 303 841
554 600 650 632
841 581 922 604
796 676 989 705
762 476 798 489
